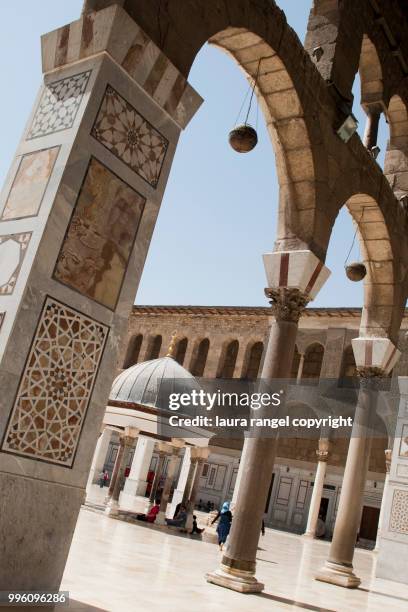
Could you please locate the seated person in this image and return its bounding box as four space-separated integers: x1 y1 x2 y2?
165 505 187 528
136 503 160 523
190 515 204 535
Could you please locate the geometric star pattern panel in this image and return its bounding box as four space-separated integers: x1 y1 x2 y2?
389 489 408 535
0 232 32 295
91 85 169 188
27 71 91 140
1 297 109 467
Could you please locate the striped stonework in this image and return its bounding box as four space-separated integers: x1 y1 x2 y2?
351 337 400 374
41 4 202 129
262 250 330 300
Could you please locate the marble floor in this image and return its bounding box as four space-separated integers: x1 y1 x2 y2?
61 507 408 612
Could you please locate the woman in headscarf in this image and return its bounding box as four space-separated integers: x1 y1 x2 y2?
211 501 232 550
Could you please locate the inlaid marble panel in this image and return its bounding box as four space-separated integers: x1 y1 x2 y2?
54 158 145 310
0 232 32 294
399 424 408 457
1 297 108 466
1 147 59 220
389 489 408 535
27 71 91 140
91 85 169 188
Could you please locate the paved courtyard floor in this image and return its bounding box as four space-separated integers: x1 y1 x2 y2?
61 507 408 612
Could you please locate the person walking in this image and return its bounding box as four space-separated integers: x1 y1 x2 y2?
211 501 232 551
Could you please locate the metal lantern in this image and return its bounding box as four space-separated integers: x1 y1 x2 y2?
228 124 258 153
345 262 366 282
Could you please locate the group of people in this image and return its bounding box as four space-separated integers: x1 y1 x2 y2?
135 502 204 535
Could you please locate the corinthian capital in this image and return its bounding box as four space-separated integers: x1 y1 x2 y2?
265 287 309 322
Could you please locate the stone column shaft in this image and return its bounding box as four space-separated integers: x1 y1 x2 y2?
185 458 205 530
303 442 329 538
296 353 305 384
107 438 125 498
122 435 154 498
149 452 166 505
86 427 113 490
363 111 380 150
156 450 180 524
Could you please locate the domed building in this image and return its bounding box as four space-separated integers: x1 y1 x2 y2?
87 340 210 518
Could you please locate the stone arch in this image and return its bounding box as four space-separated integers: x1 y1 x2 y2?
340 344 357 378
123 333 143 368
385 95 408 198
241 341 264 381
117 0 329 254
217 339 239 379
302 342 324 380
174 337 188 366
190 338 210 377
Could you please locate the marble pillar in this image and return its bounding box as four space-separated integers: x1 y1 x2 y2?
303 439 330 538
106 428 138 516
156 447 181 525
0 5 201 590
147 450 167 509
207 250 330 593
120 435 155 510
86 427 113 491
168 446 192 517
185 456 207 531
316 337 400 588
296 353 305 384
374 449 392 551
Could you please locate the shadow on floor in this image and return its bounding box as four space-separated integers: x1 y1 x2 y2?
257 591 336 612
359 587 408 604
11 601 108 612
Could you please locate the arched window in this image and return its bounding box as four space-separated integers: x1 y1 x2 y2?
147 335 162 360
217 340 239 379
302 343 324 380
242 342 264 380
339 344 357 387
175 337 188 365
123 334 143 368
191 338 210 377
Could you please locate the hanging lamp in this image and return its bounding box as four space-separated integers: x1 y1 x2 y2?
344 210 366 282
229 59 261 153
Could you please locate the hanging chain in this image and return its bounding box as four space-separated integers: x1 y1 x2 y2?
344 208 364 266
234 81 252 127
244 57 262 126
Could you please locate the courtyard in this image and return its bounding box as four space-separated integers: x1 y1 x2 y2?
61 508 408 612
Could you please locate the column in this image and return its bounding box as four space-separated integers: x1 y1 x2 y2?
147 450 167 509
206 250 330 593
316 337 399 588
374 449 392 551
120 435 155 510
86 427 113 491
0 5 202 591
296 354 305 384
185 454 208 531
156 446 181 525
303 439 330 537
231 435 250 506
106 428 138 516
363 110 380 150
168 446 192 517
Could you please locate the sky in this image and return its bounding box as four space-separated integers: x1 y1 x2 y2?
0 1 390 308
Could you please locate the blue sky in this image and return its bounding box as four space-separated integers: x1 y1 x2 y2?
0 2 389 307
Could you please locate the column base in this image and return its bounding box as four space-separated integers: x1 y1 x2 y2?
302 532 315 539
206 565 264 594
155 511 167 525
315 561 361 589
105 499 119 517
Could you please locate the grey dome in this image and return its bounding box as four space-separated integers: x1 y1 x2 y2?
110 356 201 410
